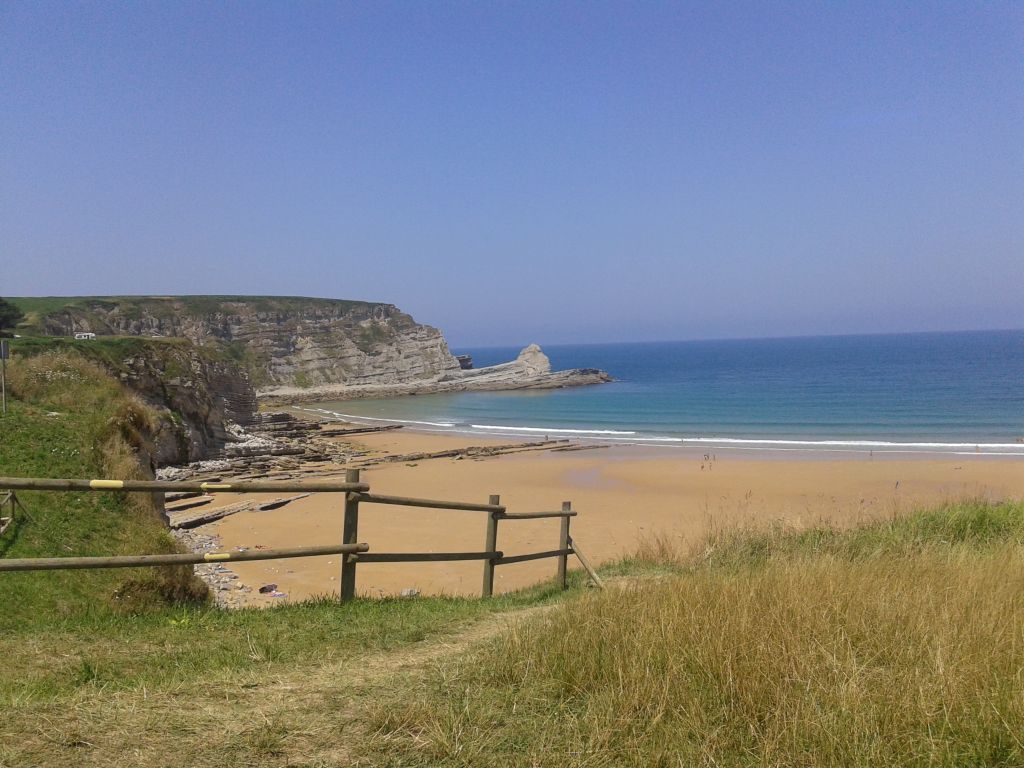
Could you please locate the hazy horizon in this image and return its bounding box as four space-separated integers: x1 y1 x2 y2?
3 2 1021 346
453 326 1024 351
6 292 1021 350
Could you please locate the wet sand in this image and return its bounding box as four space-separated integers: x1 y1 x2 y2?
202 430 1024 605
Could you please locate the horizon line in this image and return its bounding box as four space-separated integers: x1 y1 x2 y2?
453 327 1024 350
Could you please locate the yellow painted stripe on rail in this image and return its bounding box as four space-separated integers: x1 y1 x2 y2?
203 553 231 561
89 479 125 490
200 483 233 492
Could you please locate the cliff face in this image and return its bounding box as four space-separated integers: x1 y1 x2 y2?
28 296 460 390
13 337 259 465
109 342 258 465
16 296 612 403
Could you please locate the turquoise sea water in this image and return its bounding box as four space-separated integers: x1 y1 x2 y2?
306 331 1024 457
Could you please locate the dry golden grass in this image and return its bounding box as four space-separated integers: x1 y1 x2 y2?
3 503 1021 767
369 502 1024 767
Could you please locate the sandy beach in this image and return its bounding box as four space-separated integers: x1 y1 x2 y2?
189 425 1024 606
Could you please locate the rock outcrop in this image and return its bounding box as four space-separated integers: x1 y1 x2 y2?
259 343 612 404
109 342 258 464
38 337 259 465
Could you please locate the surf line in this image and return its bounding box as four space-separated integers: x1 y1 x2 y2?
309 409 456 428
470 424 637 436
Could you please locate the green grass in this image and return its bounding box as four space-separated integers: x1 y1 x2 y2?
0 344 587 766
689 499 1024 569
0 581 580 767
0 580 575 702
9 295 381 331
0 349 209 627
7 333 210 364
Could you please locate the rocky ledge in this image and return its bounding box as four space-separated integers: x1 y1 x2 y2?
258 344 612 404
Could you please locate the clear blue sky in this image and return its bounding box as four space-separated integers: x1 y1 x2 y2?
2 1 1021 346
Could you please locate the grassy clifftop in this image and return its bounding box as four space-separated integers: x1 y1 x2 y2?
10 334 228 368
0 347 576 765
11 295 380 334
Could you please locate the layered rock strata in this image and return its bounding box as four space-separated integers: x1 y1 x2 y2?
259 344 612 404
103 342 258 465
32 296 460 389
21 297 612 403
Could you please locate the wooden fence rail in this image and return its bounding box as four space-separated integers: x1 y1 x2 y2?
1 471 603 600
355 492 505 513
0 543 369 572
0 477 369 494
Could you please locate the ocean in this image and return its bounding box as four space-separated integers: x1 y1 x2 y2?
305 330 1024 457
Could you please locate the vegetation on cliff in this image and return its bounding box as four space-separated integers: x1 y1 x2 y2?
10 294 376 333
0 297 25 334
0 353 581 764
9 336 256 464
0 348 209 622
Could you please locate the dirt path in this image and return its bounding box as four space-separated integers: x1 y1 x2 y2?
2 601 563 768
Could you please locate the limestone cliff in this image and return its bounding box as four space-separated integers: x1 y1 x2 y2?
14 296 612 401
20 296 460 389
107 341 258 465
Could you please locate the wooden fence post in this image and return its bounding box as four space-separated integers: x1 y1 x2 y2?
569 536 604 589
557 501 571 590
340 468 361 603
481 494 500 598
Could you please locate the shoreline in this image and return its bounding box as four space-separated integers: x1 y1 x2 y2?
183 413 1024 607
290 405 1024 461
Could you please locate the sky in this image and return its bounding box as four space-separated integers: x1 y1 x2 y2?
1 1 1021 347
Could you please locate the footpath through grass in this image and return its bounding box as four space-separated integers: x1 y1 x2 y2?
0 347 586 766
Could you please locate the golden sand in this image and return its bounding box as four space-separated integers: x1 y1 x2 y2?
201 429 1024 605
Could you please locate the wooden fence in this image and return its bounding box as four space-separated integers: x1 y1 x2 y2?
0 472 603 600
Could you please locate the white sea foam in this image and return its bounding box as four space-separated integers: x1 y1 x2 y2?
295 409 1023 455
471 424 637 436
316 410 456 428
463 424 1024 453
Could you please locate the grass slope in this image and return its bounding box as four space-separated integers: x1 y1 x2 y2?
368 502 1024 767
0 349 208 627
0 345 584 766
